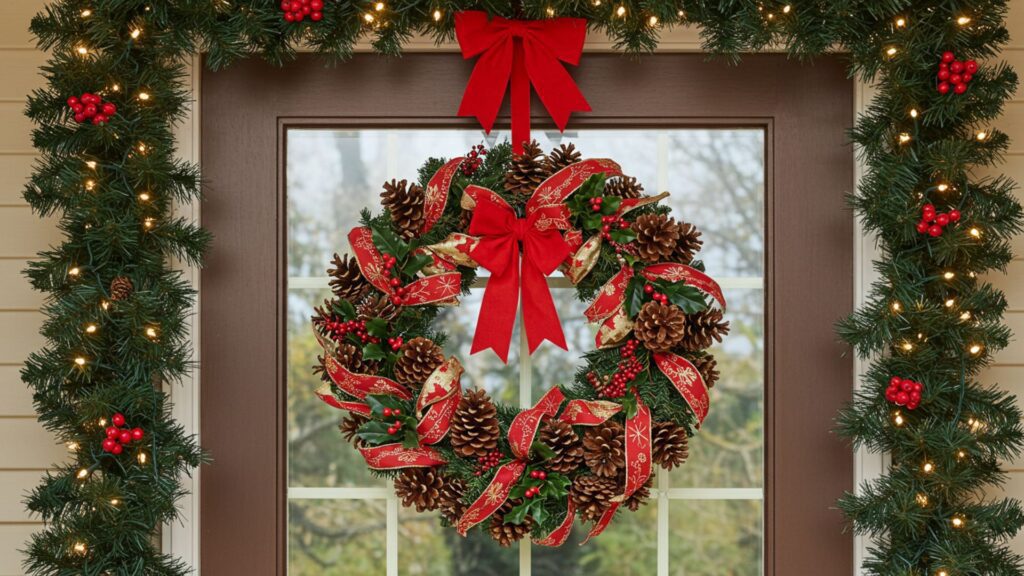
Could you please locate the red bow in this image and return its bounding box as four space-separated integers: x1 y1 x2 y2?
468 196 570 363
455 11 591 154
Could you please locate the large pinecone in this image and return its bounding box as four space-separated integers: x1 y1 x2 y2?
336 342 377 374
110 276 134 301
693 354 720 388
634 302 686 353
393 337 445 386
604 176 644 199
570 475 618 522
539 420 584 474
673 221 704 264
582 421 625 478
623 475 654 512
634 213 681 263
488 500 533 547
357 293 399 322
546 143 581 172
504 140 550 196
652 421 689 470
394 468 444 512
327 253 368 301
680 309 730 351
381 179 425 239
449 389 501 458
339 413 368 447
438 476 467 525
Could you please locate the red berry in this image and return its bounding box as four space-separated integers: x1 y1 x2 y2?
84 104 97 118
81 93 96 105
383 407 393 417
112 413 126 427
965 60 978 75
928 225 943 237
937 69 951 81
530 470 539 479
119 431 132 444
74 113 86 123
311 11 322 20
91 114 107 126
949 209 961 222
950 74 963 85
389 277 401 287
916 221 929 234
281 1 290 8
388 426 397 435
393 409 401 416
910 391 922 403
954 83 968 95
939 62 950 71
102 102 117 116
942 51 956 63
896 391 910 405
963 74 973 83
284 12 295 21
106 426 120 438
131 427 144 441
102 438 117 452
67 96 80 107
111 443 123 455
951 61 965 74
936 213 950 226
885 388 898 402
643 284 654 294
538 471 547 480
938 82 951 95
900 380 914 393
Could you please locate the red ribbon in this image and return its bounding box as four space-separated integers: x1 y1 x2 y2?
455 11 590 153
468 195 571 363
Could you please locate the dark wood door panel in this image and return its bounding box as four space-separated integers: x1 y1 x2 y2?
201 52 854 575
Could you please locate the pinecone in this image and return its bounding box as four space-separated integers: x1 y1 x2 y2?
634 214 681 263
488 500 533 547
623 475 654 512
582 421 625 478
604 176 644 199
393 337 445 386
672 221 703 264
339 413 368 447
679 309 730 351
634 302 686 353
110 276 134 301
449 389 501 458
356 293 399 322
335 342 377 374
539 420 584 474
381 179 425 239
570 475 618 522
692 354 720 388
438 476 467 525
327 253 369 301
394 468 444 512
546 143 581 172
504 140 550 196
652 421 689 470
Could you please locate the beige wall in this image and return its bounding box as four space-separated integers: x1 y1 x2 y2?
0 2 1023 574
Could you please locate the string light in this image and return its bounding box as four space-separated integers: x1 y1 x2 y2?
951 515 965 528
76 46 89 56
85 324 97 334
936 183 950 192
375 1 385 10
945 298 955 308
890 301 902 313
782 5 791 14
893 411 905 427
138 91 151 102
922 461 934 473
968 418 985 433
66 442 80 452
957 16 972 26
81 9 92 17
85 160 97 170
968 343 983 355
69 266 81 277
915 493 929 507
976 131 988 141
100 299 110 311
546 6 555 16
943 271 955 280
363 12 375 23
909 108 919 118
895 16 907 28
960 311 972 321
138 191 151 202
110 84 121 93
898 132 911 144
145 326 159 340
648 15 659 26
110 498 120 506
130 28 142 40
84 179 96 191
137 143 148 154
72 542 87 554
98 418 107 427
138 452 148 465
432 9 442 21
885 46 898 57
937 571 948 576
957 449 967 460
76 468 90 480
74 356 87 367
143 217 156 230
969 227 981 238
901 341 914 352
615 5 626 17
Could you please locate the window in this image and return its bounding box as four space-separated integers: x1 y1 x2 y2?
285 128 765 575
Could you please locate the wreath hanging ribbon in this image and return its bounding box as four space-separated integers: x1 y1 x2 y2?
455 11 591 154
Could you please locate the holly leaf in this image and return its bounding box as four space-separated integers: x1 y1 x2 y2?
362 342 387 361
355 421 394 446
402 253 434 277
600 196 622 215
532 503 547 527
664 284 709 314
532 441 556 461
365 317 389 338
578 173 606 199
509 484 528 500
402 428 419 449
546 473 571 497
506 500 533 525
583 213 604 231
365 394 407 416
609 228 636 244
332 298 357 320
622 394 638 420
370 221 409 260
625 275 646 317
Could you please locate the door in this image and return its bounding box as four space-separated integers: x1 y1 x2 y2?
201 53 854 575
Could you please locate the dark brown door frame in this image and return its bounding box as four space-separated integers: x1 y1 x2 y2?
201 53 854 575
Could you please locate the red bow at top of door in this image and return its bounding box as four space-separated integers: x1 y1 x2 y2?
455 11 591 153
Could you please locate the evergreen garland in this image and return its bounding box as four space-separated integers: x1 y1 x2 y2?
19 0 1023 574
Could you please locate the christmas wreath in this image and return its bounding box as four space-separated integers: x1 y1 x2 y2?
311 141 728 546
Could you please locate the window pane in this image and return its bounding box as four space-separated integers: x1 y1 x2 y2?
398 507 519 576
669 499 763 575
529 288 593 398
540 511 658 575
289 499 387 575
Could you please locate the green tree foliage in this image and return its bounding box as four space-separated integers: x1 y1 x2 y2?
20 1 1023 574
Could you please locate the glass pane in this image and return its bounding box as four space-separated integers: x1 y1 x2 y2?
529 287 593 399
669 499 763 575
398 507 519 576
550 511 658 575
289 499 387 575
671 288 765 488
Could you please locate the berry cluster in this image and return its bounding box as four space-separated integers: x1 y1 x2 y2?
323 318 381 346
524 469 549 499
101 413 144 455
885 376 924 410
585 339 644 398
280 0 323 22
473 450 502 476
643 283 670 305
937 51 978 96
381 253 412 305
916 203 961 237
383 407 405 435
67 93 117 126
599 214 631 241
386 336 404 351
588 196 606 213
460 144 488 176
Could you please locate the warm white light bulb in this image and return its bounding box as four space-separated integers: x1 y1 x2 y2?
976 131 988 141
899 132 911 144
432 9 441 21
76 469 90 479
957 16 971 25
615 5 626 17
74 357 86 366
895 17 906 28
969 344 982 355
922 462 934 473
85 324 97 334
885 46 898 57
130 28 142 39
648 15 658 26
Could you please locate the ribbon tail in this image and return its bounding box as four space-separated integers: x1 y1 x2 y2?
521 259 567 354
470 252 521 363
524 41 590 131
458 39 513 134
511 37 530 154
